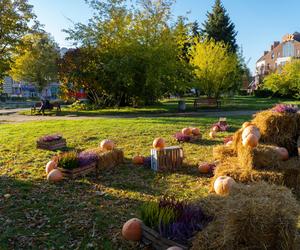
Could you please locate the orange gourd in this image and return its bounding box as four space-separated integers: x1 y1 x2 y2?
214 176 236 195
191 127 200 136
153 138 166 150
47 169 63 182
212 126 219 132
132 155 144 165
100 139 115 151
198 163 211 174
122 218 142 241
181 127 192 136
45 160 57 174
242 134 259 148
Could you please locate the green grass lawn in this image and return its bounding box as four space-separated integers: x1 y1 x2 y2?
18 95 300 117
0 115 251 249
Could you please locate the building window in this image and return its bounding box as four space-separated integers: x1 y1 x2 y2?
283 41 295 57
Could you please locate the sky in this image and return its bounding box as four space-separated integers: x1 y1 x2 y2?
28 0 300 73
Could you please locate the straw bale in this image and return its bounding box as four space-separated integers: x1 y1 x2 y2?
192 182 300 250
212 145 236 162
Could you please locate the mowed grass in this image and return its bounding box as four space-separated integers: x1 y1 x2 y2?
0 114 287 249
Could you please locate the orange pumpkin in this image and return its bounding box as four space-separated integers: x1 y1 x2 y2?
242 121 252 129
47 169 63 182
276 147 289 161
226 140 233 146
122 218 142 241
242 125 261 140
181 127 192 136
153 138 166 150
191 127 200 136
100 139 115 151
132 155 144 165
214 176 236 195
167 247 183 250
212 125 219 132
209 131 216 139
242 134 258 148
198 163 211 174
45 160 57 174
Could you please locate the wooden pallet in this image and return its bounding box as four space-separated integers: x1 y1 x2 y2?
58 162 97 179
151 146 184 172
141 224 188 250
37 138 66 151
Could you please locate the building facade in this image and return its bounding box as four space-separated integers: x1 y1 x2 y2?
254 32 300 86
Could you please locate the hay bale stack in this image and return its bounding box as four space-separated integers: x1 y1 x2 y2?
252 110 300 156
192 182 300 250
212 145 236 162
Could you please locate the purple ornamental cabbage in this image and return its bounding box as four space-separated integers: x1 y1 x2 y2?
173 132 191 142
40 134 62 142
143 156 151 168
273 104 299 113
78 151 98 167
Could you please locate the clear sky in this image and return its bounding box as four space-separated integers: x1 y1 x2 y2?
28 0 300 73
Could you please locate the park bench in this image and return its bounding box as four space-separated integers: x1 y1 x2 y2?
31 101 61 115
193 97 221 109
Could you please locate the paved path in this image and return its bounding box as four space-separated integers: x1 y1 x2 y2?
0 108 257 124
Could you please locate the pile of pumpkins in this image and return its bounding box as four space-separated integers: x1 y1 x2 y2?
46 139 115 183
181 127 201 137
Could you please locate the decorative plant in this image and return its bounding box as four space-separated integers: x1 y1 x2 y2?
273 104 298 113
78 151 98 167
39 134 62 142
173 132 191 142
56 151 79 170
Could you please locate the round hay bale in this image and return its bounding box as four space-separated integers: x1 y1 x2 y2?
192 182 300 250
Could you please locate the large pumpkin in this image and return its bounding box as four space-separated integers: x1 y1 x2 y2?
47 169 63 182
100 139 115 151
45 160 57 174
242 125 261 140
276 147 289 161
132 155 144 165
242 134 259 148
214 176 236 195
181 127 192 136
122 218 142 241
191 127 200 136
153 138 165 150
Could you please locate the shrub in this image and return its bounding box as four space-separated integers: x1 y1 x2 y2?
56 151 79 170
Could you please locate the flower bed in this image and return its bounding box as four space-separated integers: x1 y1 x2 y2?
37 134 66 150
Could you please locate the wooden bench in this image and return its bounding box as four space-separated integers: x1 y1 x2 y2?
193 97 221 109
31 102 61 115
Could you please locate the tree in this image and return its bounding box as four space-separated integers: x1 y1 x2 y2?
263 60 300 98
0 0 37 79
201 0 237 52
10 32 60 90
189 38 240 98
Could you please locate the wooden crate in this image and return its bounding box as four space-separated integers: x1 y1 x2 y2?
58 162 97 179
151 146 184 172
37 138 66 151
141 224 188 250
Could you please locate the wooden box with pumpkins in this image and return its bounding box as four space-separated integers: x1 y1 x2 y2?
37 134 67 151
212 104 300 197
46 139 124 181
122 182 300 250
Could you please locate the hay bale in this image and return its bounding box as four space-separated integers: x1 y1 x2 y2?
192 182 300 250
212 145 236 162
252 110 300 156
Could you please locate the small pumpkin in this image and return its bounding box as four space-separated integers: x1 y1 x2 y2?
212 125 219 132
153 138 166 150
242 134 259 148
45 160 57 174
198 163 211 174
47 169 63 182
226 140 233 146
181 127 192 136
132 155 144 165
100 139 115 151
242 125 261 140
214 176 236 195
167 247 183 250
209 131 216 139
276 147 289 161
191 127 200 136
122 218 142 241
